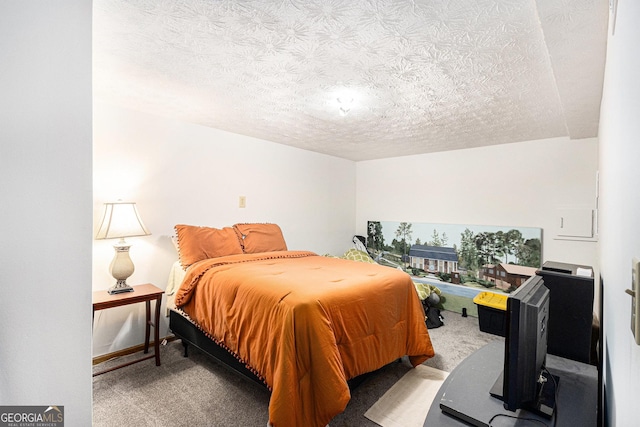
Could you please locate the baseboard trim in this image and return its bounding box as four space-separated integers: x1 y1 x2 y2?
93 335 177 365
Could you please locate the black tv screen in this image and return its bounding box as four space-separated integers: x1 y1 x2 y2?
490 275 558 418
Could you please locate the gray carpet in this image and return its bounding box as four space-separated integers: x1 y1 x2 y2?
92 310 502 426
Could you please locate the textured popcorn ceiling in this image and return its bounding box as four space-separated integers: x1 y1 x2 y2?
93 0 608 161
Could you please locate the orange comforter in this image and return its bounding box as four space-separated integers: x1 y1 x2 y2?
175 251 434 427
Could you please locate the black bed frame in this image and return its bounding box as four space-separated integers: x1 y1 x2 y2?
169 309 268 387
169 309 379 390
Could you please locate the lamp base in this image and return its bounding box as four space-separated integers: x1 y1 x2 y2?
108 280 135 295
108 241 135 294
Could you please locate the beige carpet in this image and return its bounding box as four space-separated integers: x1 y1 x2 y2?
364 365 448 427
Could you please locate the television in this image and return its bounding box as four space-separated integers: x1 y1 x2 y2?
490 275 558 418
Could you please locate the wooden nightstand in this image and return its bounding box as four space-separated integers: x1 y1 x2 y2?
93 283 164 376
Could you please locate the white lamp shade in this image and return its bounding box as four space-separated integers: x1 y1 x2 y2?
96 202 150 239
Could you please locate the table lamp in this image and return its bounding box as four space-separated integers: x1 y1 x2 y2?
96 201 151 294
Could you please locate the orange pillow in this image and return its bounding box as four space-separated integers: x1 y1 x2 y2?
233 223 288 253
174 224 244 267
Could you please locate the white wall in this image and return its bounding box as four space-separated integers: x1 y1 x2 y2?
356 137 599 270
0 1 93 425
598 1 640 425
92 101 356 355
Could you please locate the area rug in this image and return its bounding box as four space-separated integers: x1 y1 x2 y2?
364 365 449 427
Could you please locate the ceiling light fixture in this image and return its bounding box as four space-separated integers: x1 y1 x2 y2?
337 96 354 116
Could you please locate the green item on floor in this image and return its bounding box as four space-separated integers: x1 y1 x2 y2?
413 282 442 301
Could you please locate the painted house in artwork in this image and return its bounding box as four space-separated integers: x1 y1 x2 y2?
482 263 538 291
409 245 458 274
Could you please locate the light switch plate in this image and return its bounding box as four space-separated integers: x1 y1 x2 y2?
632 258 640 345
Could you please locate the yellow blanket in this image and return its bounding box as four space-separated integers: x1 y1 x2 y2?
175 251 434 427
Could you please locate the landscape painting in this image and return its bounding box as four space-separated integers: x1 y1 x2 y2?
366 221 543 313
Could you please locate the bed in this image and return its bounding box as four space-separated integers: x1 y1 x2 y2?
167 223 434 427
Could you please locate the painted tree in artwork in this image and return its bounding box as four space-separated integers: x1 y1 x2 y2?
475 232 495 266
395 222 412 263
474 232 486 265
501 229 524 263
429 230 449 247
515 238 542 267
367 221 385 251
458 228 479 270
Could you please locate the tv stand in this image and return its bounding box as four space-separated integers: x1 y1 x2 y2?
428 341 597 427
488 370 559 418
